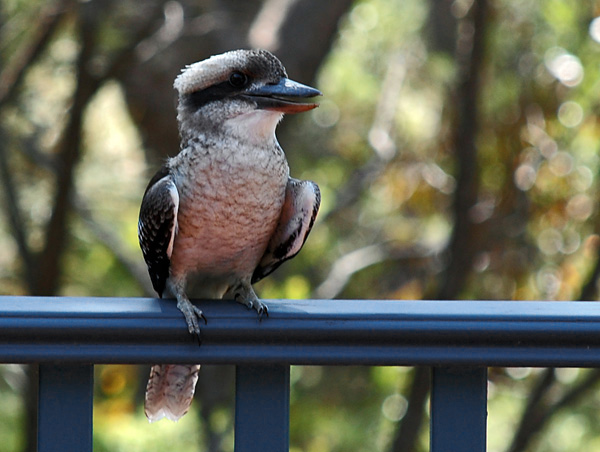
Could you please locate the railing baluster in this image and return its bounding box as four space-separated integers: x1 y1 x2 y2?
38 363 94 452
430 366 487 452
234 365 290 452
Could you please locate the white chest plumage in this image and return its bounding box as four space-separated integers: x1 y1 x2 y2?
169 137 289 281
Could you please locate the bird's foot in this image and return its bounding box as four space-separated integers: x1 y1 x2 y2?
237 296 269 321
226 283 268 321
176 297 207 344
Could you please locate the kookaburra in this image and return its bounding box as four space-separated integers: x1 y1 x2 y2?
138 49 321 422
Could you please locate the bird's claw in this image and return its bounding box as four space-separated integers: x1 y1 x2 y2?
199 310 208 325
255 302 269 322
228 284 268 322
237 296 268 321
177 298 206 345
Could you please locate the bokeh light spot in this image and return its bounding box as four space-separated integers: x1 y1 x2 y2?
514 164 537 191
549 151 574 177
557 101 583 128
589 17 600 43
537 228 562 255
381 393 408 422
566 193 593 221
536 266 562 299
545 47 584 87
312 99 340 128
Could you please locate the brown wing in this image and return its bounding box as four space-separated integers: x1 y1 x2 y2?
252 178 320 284
138 166 179 296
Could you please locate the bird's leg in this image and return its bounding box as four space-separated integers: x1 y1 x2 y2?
225 282 269 320
167 279 207 344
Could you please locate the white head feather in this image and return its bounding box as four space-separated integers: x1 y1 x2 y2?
173 49 285 95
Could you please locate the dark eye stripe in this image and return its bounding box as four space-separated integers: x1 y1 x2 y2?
184 70 254 110
184 79 238 110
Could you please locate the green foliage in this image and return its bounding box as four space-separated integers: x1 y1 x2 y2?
0 366 25 452
94 405 203 452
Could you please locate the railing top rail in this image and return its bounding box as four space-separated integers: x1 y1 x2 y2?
1 296 600 367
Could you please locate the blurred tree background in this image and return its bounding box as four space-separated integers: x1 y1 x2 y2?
2 0 600 451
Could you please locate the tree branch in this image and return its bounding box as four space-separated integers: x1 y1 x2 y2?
506 368 556 452
0 3 67 289
507 369 600 452
433 0 489 301
320 52 407 224
73 194 155 296
390 366 431 452
0 129 36 288
389 3 490 452
252 0 355 84
314 243 432 299
506 225 600 452
34 3 100 295
28 2 164 295
0 2 67 107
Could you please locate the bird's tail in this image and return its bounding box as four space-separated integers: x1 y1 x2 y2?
144 364 200 422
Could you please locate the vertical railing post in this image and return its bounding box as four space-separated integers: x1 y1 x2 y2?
38 363 94 452
430 366 487 452
234 365 290 452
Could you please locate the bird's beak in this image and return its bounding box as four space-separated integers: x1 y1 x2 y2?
245 78 322 114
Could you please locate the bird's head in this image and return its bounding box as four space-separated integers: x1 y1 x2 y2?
174 49 321 143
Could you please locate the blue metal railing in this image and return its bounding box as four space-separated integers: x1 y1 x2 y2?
2 296 600 451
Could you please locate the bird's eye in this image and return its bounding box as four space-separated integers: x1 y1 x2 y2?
229 71 248 88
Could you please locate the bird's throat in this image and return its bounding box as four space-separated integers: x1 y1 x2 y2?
224 110 283 144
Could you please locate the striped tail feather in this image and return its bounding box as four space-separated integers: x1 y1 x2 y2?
144 364 200 422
